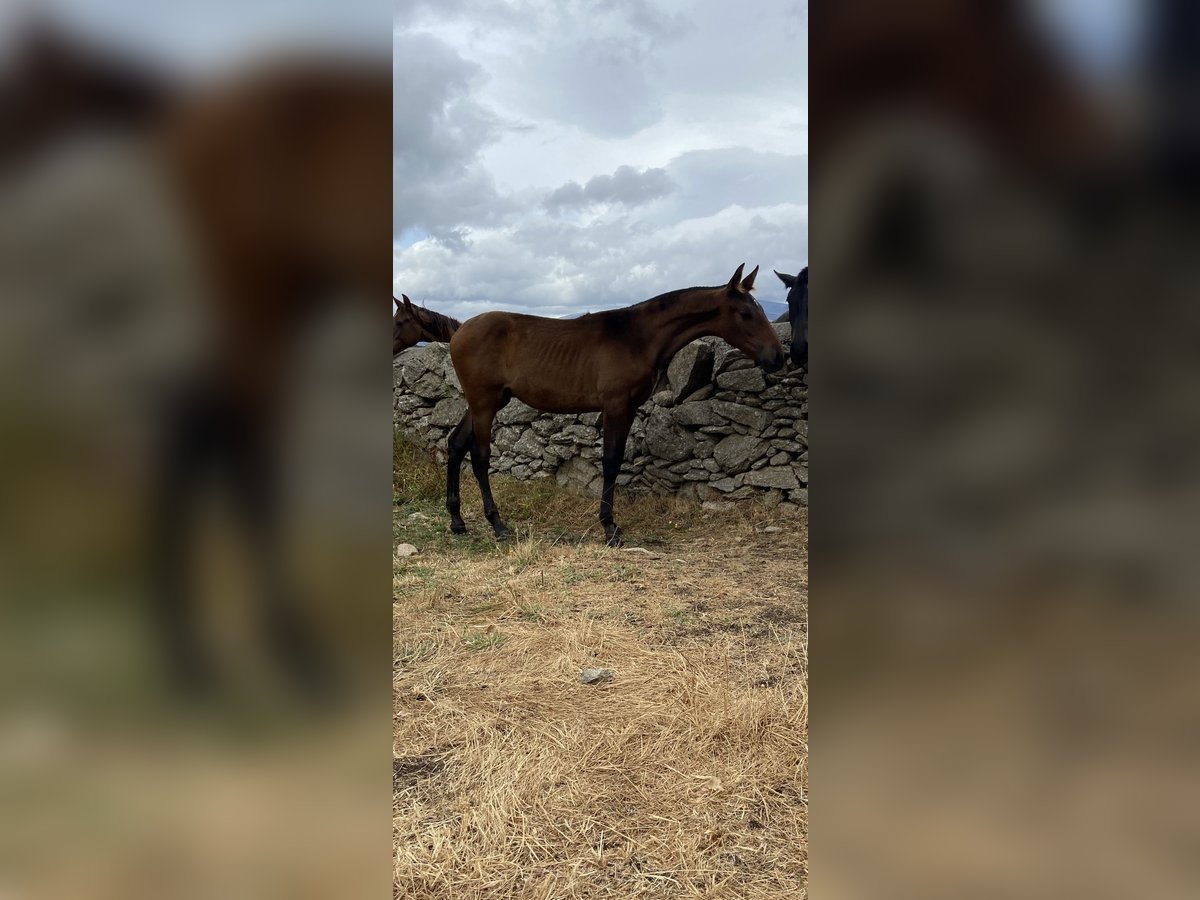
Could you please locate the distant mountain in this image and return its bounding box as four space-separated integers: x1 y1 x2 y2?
760 299 789 321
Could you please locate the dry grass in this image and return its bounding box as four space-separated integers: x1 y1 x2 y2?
394 437 808 899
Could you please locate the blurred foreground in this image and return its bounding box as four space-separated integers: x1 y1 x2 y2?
813 1 1200 897
0 5 390 898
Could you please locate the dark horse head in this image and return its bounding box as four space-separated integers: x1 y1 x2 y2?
774 267 808 368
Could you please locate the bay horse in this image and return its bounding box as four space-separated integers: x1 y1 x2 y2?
446 264 786 546
773 267 808 368
393 294 461 356
0 21 389 695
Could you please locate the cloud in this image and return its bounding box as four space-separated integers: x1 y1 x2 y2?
399 0 692 139
393 1 809 312
393 32 513 243
649 148 808 224
544 165 675 212
395 198 807 320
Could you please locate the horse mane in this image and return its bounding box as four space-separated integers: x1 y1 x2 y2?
413 304 461 342
628 281 758 313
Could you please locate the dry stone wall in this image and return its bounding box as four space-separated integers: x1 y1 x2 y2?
393 323 807 509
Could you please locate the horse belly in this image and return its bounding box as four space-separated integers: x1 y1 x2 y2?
509 381 602 415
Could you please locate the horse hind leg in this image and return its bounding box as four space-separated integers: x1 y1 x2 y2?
599 407 633 547
446 412 472 534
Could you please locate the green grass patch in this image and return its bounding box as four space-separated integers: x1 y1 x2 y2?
463 631 507 652
609 565 636 582
560 565 594 586
516 603 548 623
666 607 692 626
395 640 438 669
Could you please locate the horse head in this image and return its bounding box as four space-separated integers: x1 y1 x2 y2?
393 295 426 355
774 268 808 369
0 18 170 176
715 264 786 374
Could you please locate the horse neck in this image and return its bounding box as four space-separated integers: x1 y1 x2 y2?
640 290 727 370
421 311 459 343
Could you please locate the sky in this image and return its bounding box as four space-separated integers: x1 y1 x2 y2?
9 0 1137 323
393 0 809 320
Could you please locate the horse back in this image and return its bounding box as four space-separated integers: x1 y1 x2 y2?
450 311 643 412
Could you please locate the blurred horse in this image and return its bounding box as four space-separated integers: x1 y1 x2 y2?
0 21 389 695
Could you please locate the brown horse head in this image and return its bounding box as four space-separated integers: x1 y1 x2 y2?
0 19 172 175
393 295 424 354
393 294 462 355
712 264 786 373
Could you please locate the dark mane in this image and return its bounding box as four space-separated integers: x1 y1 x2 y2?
414 304 462 339
632 285 711 308
626 282 760 312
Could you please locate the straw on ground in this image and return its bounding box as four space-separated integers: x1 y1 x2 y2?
394 438 807 899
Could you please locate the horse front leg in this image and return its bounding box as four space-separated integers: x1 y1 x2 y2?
230 414 335 699
446 411 472 534
599 408 633 547
150 383 221 693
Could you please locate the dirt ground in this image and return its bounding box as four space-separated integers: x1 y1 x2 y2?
393 440 808 899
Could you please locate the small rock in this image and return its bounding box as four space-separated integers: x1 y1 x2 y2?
407 512 431 521
667 341 715 401
743 465 801 490
712 400 772 431
716 368 767 392
702 500 736 513
756 525 784 534
429 396 468 427
580 668 614 684
395 544 419 558
496 400 539 425
620 547 663 559
713 434 766 474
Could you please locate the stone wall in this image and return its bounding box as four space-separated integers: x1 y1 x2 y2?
393 322 807 510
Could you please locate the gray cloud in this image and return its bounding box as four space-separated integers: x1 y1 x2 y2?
399 0 692 139
394 1 808 313
393 32 513 243
396 198 807 320
651 148 808 224
511 34 665 138
544 165 675 212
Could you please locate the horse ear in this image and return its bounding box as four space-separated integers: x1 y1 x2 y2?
774 270 797 289
402 294 413 310
741 265 759 292
727 263 746 291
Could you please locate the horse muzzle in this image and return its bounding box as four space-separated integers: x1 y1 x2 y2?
758 347 786 374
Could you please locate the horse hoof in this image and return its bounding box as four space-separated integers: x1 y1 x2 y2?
605 529 624 548
494 527 512 541
450 522 467 534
